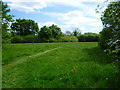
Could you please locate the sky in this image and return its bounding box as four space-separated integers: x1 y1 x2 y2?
3 0 113 33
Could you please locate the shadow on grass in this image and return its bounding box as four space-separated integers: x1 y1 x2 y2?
82 47 120 88
82 46 114 64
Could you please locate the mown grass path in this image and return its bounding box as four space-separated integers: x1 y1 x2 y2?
2 47 61 70
2 42 118 88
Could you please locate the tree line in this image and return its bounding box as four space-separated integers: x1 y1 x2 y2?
1 1 99 43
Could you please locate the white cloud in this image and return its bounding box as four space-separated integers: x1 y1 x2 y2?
38 22 58 28
3 0 118 13
41 22 57 27
8 0 47 13
54 10 102 33
3 0 105 13
3 0 105 3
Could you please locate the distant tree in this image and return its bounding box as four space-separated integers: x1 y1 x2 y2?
1 1 13 43
38 26 52 41
38 25 62 42
49 24 62 39
72 28 81 36
11 19 39 36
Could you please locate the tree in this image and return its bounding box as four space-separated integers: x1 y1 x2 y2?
72 28 81 36
1 1 13 43
38 25 62 42
11 19 39 36
49 24 62 39
38 26 52 41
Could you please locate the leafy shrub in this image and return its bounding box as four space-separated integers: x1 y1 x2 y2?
103 31 120 60
99 1 120 60
78 33 99 42
48 38 58 42
60 35 78 42
23 35 39 43
98 27 112 49
2 39 11 43
11 35 41 43
2 31 12 43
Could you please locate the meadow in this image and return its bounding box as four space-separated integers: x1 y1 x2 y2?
2 42 119 88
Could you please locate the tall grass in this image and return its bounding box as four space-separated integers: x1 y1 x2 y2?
2 42 118 88
2 43 64 65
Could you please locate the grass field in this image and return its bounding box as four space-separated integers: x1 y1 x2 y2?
2 42 119 88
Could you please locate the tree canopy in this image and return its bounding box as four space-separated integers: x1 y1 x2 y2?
11 19 39 36
1 1 13 42
38 26 52 41
49 24 62 39
38 24 62 42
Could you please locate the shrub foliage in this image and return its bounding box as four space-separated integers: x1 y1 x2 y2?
61 35 78 42
78 33 99 42
99 1 120 60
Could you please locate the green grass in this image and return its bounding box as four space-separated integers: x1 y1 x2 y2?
2 43 64 65
2 42 119 88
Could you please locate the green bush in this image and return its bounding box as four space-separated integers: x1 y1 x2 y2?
99 1 120 60
2 39 11 43
2 32 12 43
77 33 99 42
11 36 25 43
98 27 112 49
23 35 39 43
60 35 78 42
48 38 58 42
11 35 41 43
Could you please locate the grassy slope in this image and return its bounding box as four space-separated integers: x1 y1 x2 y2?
2 42 118 88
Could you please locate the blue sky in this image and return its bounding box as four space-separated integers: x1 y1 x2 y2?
3 0 110 33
